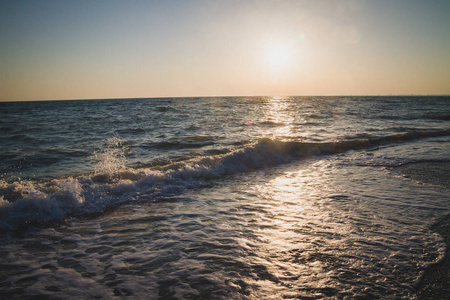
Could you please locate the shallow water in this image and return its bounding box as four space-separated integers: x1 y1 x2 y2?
1 96 449 298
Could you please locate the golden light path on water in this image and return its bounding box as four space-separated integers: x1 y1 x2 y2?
235 97 345 296
230 162 349 298
262 96 295 140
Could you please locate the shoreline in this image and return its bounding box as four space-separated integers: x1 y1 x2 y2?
392 161 450 298
415 214 450 299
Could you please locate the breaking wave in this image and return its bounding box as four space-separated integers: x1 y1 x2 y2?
1 129 449 237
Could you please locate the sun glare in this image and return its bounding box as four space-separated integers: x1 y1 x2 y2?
266 44 294 70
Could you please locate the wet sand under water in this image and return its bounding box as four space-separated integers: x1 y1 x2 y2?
395 162 450 189
394 162 450 299
416 214 450 299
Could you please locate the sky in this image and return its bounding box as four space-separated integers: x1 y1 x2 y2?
1 0 449 101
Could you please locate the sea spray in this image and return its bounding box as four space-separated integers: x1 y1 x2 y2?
93 137 129 175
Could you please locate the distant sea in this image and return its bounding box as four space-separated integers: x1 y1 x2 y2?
1 96 449 298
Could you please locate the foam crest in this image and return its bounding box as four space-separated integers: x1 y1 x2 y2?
0 178 84 234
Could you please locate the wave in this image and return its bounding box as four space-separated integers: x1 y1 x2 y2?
259 121 286 127
425 114 450 121
138 136 222 150
114 128 146 135
0 126 13 133
1 129 449 237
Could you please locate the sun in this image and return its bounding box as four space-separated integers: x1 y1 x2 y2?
265 44 294 70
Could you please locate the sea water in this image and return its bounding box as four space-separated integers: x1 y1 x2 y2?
0 96 449 298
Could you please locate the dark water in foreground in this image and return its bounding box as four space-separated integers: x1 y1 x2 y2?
0 96 449 298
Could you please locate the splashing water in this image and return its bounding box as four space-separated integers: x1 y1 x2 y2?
93 137 128 175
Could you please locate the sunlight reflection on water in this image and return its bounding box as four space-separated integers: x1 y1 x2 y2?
1 97 449 298
257 97 296 142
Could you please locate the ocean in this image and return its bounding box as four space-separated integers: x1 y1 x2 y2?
0 96 449 299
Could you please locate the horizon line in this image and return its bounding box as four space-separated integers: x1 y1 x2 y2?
1 94 449 103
